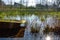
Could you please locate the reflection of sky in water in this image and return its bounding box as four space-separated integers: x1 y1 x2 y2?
1 15 60 40
0 34 60 40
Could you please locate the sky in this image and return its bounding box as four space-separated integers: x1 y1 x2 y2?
2 0 56 6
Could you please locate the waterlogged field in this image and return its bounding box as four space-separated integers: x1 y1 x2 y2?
0 9 60 40
0 10 60 20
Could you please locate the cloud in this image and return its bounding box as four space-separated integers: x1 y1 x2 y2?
2 0 20 4
2 0 56 6
28 0 36 6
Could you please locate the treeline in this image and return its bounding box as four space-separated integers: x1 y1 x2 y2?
0 0 60 11
0 0 60 19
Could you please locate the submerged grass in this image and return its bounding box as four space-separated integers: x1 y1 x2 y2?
0 9 60 20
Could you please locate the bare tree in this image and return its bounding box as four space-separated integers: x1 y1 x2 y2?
20 0 24 4
0 0 2 5
0 0 5 10
10 0 12 8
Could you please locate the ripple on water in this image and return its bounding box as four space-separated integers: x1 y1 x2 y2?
2 15 60 40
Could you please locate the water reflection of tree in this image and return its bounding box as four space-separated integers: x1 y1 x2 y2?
43 25 53 34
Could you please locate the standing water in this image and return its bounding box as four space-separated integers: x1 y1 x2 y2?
2 15 60 40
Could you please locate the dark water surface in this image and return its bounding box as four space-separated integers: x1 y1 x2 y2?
0 15 60 40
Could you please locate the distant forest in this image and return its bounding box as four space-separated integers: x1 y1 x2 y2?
0 0 60 20
0 0 60 11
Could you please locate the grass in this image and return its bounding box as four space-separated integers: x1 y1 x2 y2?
0 19 19 23
0 9 60 20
